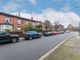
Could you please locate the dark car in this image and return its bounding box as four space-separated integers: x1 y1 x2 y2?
0 31 19 43
43 32 53 36
24 31 41 40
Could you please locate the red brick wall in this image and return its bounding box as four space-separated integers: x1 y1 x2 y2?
10 17 18 32
22 19 26 24
10 17 27 32
0 15 5 23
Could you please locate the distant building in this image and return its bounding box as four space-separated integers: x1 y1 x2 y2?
67 24 76 31
53 24 64 32
58 24 64 31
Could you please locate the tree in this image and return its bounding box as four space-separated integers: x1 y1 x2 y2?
28 21 33 28
67 24 76 31
54 24 59 32
21 23 27 32
54 21 60 32
54 21 59 25
27 21 34 31
35 24 42 28
35 24 43 32
44 20 51 31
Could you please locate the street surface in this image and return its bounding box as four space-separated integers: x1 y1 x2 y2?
0 32 74 60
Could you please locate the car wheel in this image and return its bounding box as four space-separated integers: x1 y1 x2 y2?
29 37 32 40
25 38 27 40
12 38 17 43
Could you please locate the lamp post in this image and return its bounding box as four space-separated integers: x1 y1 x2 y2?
78 21 80 36
75 6 80 36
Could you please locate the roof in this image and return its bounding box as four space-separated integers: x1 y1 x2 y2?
0 12 43 23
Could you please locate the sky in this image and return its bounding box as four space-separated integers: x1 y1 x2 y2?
0 0 80 27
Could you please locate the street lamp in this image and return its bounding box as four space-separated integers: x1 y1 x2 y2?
75 6 80 36
78 21 80 36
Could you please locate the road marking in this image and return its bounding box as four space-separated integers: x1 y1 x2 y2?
39 34 73 60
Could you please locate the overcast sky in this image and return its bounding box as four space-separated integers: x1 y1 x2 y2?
0 0 80 27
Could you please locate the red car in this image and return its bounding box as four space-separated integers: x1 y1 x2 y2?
53 32 59 35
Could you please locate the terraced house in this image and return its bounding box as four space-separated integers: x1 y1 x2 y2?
0 12 44 32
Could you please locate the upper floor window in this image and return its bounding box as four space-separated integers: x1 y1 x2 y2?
26 21 28 24
18 19 22 24
33 22 35 25
5 16 10 23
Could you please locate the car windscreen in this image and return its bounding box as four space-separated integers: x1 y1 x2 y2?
0 32 6 35
27 31 37 34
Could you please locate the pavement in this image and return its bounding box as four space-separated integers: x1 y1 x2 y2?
0 32 73 60
46 32 80 60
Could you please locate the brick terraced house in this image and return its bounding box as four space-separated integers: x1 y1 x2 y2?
0 12 44 32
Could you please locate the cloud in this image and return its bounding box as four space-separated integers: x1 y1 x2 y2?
12 12 32 19
1 0 38 12
12 8 80 27
28 0 37 5
60 3 71 12
2 0 22 12
53 0 62 2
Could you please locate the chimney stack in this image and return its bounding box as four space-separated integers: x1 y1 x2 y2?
31 17 33 20
18 13 20 17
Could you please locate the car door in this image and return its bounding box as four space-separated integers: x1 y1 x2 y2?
5 33 11 41
0 35 4 41
1 32 10 42
34 32 38 38
0 32 7 42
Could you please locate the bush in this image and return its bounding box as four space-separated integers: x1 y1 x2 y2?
17 30 22 32
34 28 42 32
49 30 53 32
35 25 42 28
26 27 34 31
21 23 27 32
5 29 11 32
26 27 42 32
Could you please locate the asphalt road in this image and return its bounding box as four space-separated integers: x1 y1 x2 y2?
0 32 74 60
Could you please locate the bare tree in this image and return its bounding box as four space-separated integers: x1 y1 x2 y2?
54 21 59 32
44 20 51 31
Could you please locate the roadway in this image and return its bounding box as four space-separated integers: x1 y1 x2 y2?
0 32 74 60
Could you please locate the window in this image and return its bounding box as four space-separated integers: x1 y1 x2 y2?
17 27 21 30
18 19 22 24
17 27 21 32
33 22 35 25
5 16 10 23
26 21 28 24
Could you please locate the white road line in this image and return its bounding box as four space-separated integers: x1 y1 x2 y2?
39 34 73 60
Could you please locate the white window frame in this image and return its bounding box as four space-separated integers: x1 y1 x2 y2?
18 19 22 24
26 21 28 24
33 22 35 25
17 27 21 30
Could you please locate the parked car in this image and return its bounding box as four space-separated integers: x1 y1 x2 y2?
66 30 70 33
10 32 24 37
52 32 59 35
24 31 41 40
0 31 19 43
59 31 65 34
43 32 53 36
